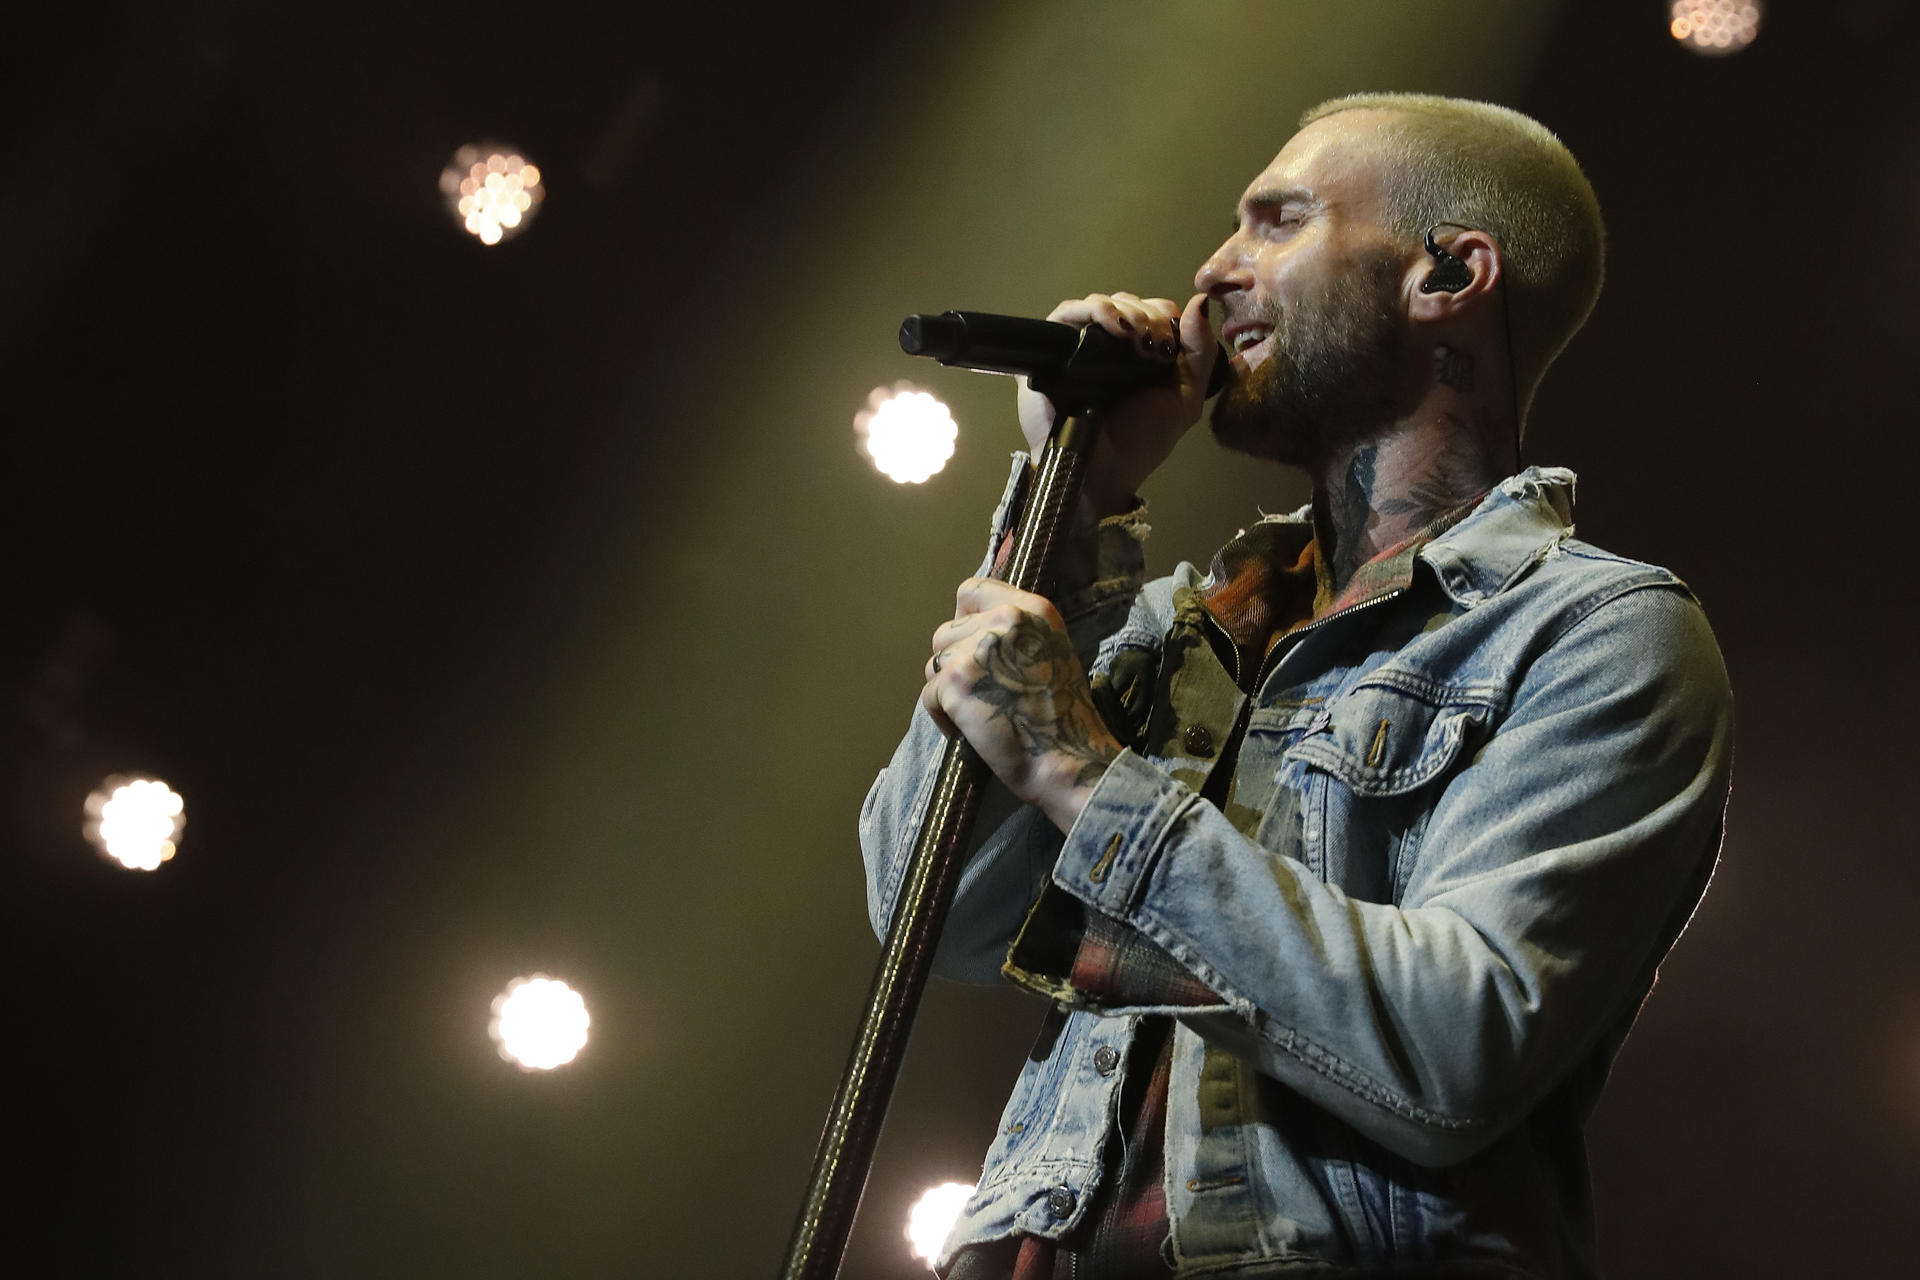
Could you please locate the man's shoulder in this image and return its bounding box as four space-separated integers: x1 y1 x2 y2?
1518 534 1700 614
1424 467 1702 614
1454 533 1726 706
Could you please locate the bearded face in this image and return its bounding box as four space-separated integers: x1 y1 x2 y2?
1209 246 1410 466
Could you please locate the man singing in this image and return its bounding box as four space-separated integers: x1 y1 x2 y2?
860 93 1733 1278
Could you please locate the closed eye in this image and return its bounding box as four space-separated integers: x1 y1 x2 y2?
1226 212 1302 239
1236 186 1317 237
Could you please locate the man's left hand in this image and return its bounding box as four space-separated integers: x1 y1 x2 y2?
921 578 1121 833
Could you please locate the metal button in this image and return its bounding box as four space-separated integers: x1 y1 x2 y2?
1182 724 1215 757
1046 1185 1077 1218
1093 1045 1121 1076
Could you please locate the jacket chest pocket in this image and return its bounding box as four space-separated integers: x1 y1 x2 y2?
1270 684 1488 902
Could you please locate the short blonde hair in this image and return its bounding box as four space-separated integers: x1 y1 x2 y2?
1300 93 1605 423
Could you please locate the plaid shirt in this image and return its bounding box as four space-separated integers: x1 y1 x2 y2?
949 492 1485 1279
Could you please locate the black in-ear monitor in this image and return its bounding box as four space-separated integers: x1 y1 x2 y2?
1421 225 1474 293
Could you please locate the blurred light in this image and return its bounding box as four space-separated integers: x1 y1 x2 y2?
855 384 958 484
489 975 590 1070
905 1182 974 1266
83 776 184 871
438 144 545 246
1670 0 1762 55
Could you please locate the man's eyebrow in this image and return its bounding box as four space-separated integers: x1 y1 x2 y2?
1232 187 1317 225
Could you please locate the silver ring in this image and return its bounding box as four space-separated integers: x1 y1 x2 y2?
931 652 943 674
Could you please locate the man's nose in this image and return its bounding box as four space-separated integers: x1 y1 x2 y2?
1194 238 1248 297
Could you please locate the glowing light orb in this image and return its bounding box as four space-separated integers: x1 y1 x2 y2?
1670 0 1762 55
855 384 959 484
489 975 590 1070
438 144 545 246
84 776 184 871
905 1182 974 1265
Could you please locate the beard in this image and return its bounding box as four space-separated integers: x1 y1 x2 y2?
1209 247 1409 467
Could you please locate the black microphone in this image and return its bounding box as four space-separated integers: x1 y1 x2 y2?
899 310 1228 414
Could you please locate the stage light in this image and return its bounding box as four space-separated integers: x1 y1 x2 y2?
905 1182 974 1266
83 776 184 871
490 975 591 1070
855 384 958 484
438 144 545 246
1670 0 1762 55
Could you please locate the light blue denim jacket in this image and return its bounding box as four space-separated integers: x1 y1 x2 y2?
861 463 1733 1278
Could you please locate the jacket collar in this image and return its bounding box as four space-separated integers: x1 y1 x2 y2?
1209 465 1578 621
1416 466 1577 607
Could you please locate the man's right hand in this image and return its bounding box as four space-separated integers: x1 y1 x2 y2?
1016 291 1217 519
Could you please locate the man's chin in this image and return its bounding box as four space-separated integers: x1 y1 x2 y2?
1208 385 1312 466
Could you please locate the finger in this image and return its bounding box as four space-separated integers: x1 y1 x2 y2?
930 613 981 654
1112 294 1184 357
1105 298 1178 361
1080 295 1140 345
952 575 988 621
1109 291 1178 318
955 576 1033 619
919 680 958 739
1044 296 1105 326
1049 294 1180 359
1178 292 1218 381
959 582 1066 638
1180 292 1215 352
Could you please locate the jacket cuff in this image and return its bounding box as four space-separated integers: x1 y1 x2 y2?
999 750 1229 1014
1051 748 1196 914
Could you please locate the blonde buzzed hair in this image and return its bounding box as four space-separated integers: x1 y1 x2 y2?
1300 93 1605 424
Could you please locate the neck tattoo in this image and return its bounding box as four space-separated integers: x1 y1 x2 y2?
1434 345 1475 393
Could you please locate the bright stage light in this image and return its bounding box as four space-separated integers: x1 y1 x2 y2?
83 776 184 871
489 975 590 1070
1670 0 1762 55
855 384 958 484
905 1182 974 1266
438 144 545 246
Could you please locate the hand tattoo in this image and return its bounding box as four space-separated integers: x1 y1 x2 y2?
970 612 1119 787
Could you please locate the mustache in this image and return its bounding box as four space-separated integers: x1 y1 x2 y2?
1219 300 1282 331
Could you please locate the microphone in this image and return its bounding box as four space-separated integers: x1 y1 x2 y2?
898 310 1228 413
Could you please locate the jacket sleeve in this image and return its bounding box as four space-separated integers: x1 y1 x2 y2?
859 455 1151 983
1032 580 1734 1165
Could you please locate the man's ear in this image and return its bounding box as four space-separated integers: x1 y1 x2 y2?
1407 228 1504 323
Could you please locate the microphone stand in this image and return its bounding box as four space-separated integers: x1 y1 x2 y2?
777 323 1124 1280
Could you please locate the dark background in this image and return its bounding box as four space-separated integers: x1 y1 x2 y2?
8 2 1918 1276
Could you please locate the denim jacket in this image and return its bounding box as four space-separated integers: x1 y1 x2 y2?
860 463 1733 1278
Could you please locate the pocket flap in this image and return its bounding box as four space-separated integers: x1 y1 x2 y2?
1287 684 1485 796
